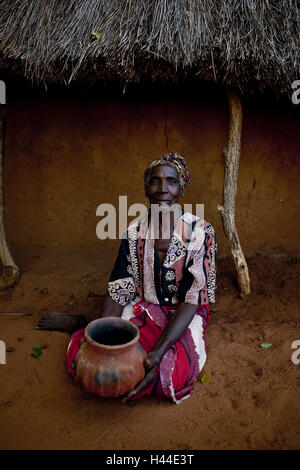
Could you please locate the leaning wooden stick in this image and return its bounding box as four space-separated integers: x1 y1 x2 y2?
0 104 20 290
217 87 250 297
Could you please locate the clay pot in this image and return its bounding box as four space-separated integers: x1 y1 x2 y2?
75 317 147 397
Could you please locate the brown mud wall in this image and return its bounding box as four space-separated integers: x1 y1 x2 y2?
3 83 300 282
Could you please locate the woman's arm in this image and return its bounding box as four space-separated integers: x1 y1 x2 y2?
99 294 124 318
122 302 198 402
148 302 198 361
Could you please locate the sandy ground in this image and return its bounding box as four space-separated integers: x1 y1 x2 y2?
0 246 299 450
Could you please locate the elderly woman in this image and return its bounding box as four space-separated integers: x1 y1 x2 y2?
38 153 216 404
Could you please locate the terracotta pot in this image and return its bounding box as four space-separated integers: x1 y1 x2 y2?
75 317 147 397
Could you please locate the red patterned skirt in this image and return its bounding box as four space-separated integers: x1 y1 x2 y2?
66 299 209 404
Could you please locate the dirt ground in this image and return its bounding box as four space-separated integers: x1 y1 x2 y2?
0 245 299 450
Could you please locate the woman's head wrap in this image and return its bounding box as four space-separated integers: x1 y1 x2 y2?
144 152 191 188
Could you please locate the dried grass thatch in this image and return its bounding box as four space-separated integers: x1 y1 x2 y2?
0 0 299 94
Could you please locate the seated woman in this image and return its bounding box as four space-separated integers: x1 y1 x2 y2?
37 152 217 404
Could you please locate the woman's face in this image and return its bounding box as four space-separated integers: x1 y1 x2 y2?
145 164 185 207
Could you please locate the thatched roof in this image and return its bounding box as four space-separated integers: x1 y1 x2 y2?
0 0 299 95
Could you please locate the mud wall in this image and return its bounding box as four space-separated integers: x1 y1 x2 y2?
3 82 300 264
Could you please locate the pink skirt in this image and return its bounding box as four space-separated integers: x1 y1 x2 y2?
66 300 209 404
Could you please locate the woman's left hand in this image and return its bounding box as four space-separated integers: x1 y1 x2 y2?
121 351 161 403
122 302 198 403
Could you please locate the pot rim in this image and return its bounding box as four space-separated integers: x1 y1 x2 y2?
85 317 140 351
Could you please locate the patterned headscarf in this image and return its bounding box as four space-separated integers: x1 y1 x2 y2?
144 152 191 188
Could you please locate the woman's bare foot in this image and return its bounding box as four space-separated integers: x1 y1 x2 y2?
36 313 88 333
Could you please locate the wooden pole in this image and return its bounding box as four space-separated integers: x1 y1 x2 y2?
0 104 20 289
217 87 250 297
